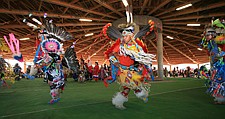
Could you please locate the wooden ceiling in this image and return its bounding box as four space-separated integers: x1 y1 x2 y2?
0 0 225 65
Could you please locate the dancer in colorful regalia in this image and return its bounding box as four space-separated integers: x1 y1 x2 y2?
23 14 80 104
102 5 155 109
0 56 10 88
0 39 15 87
200 18 225 104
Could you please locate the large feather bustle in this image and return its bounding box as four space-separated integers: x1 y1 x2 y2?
102 23 112 40
24 15 73 42
62 46 80 73
44 20 73 42
102 23 122 41
104 39 121 58
134 20 154 40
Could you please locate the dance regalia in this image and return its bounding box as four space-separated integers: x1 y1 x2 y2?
23 14 79 104
0 57 10 88
200 19 225 104
102 20 155 109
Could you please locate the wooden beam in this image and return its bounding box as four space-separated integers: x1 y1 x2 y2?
42 0 118 19
77 38 106 53
183 43 199 62
163 33 199 48
155 0 202 17
163 40 198 63
163 26 203 32
74 30 101 38
76 34 102 45
163 21 208 25
161 1 225 19
84 0 119 17
147 0 172 15
0 8 112 22
0 22 106 29
89 42 110 59
94 0 123 17
163 13 225 21
149 40 170 64
63 0 79 14
163 29 201 39
68 26 102 33
139 0 150 14
38 1 42 11
57 22 106 27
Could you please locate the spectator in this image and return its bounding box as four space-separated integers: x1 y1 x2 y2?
93 62 100 82
26 65 31 74
164 67 168 78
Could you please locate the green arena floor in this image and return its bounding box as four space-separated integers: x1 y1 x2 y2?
0 78 224 119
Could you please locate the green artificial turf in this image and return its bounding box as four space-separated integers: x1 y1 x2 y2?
0 78 224 119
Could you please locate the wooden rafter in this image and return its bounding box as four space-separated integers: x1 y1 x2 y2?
89 42 110 59
163 29 201 39
62 0 79 14
183 43 199 62
0 22 106 29
68 26 102 33
149 40 170 64
139 0 150 14
163 21 208 25
0 8 112 22
163 40 198 63
147 0 172 15
42 0 118 19
155 0 202 17
161 1 225 19
163 12 225 21
76 34 102 45
163 26 203 32
74 30 101 38
163 33 199 48
57 23 106 27
94 0 123 17
77 38 106 53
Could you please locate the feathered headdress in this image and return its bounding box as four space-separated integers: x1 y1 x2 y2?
23 13 73 42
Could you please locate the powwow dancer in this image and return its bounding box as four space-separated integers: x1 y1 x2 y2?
0 56 11 88
23 13 79 104
200 18 225 104
102 4 156 109
0 42 15 87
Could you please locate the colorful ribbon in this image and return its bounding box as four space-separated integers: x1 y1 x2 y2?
3 33 23 62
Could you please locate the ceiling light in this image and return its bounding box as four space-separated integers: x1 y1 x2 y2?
19 38 30 40
85 33 94 37
176 3 192 11
79 19 92 22
122 0 128 7
197 48 203 51
166 36 174 39
187 24 201 26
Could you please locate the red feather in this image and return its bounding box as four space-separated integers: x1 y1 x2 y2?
104 39 121 58
136 38 148 53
